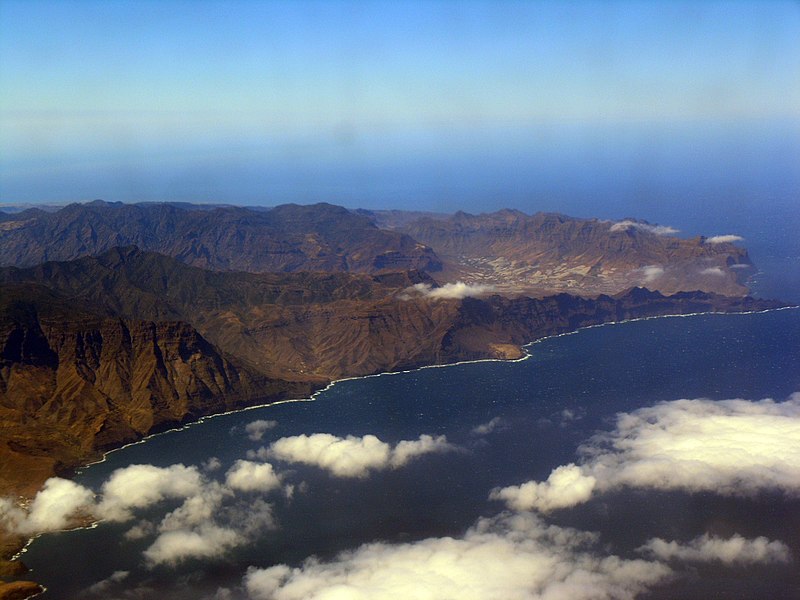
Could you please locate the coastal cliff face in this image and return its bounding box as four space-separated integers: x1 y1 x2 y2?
0 284 312 498
0 243 787 595
0 250 786 503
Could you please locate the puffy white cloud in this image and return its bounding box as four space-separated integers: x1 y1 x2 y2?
225 460 282 493
493 394 800 512
243 511 670 600
143 524 242 567
638 533 791 564
203 457 222 471
400 281 496 301
490 464 596 512
246 419 278 441
267 433 455 478
706 235 744 244
472 417 504 435
84 570 130 596
390 434 454 468
157 483 227 532
246 446 271 461
610 220 679 236
700 266 725 276
639 265 664 283
0 477 95 534
96 464 204 522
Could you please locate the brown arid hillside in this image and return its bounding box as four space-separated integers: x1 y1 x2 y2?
0 283 315 499
0 201 442 274
373 209 754 296
2 201 754 298
0 248 784 503
0 211 783 598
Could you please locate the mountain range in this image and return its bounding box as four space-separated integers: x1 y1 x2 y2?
1 201 752 296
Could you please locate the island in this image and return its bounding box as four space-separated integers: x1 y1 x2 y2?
0 202 788 596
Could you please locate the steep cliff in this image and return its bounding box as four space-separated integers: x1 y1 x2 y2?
0 284 313 498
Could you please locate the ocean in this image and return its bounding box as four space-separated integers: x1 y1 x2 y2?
19 307 800 599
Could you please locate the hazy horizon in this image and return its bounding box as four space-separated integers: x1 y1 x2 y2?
2 1 798 219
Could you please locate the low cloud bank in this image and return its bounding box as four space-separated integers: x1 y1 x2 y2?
492 394 800 513
639 533 791 565
490 464 596 512
472 416 504 435
700 266 725 276
638 265 665 283
1 462 281 567
400 281 496 300
0 478 94 535
610 220 678 236
706 235 744 244
225 460 281 493
243 512 671 600
245 420 278 441
267 433 455 478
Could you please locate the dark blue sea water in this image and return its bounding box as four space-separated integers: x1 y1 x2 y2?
20 307 800 599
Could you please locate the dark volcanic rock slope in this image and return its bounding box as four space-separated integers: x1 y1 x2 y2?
0 283 313 497
0 248 785 501
0 201 441 274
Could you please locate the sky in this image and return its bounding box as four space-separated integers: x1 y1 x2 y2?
1 0 799 215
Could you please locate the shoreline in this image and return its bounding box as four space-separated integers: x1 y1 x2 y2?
4 304 798 595
45 304 800 477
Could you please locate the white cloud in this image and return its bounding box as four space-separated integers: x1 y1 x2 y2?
638 533 791 565
267 433 455 478
706 235 744 244
157 483 227 532
203 457 222 472
490 464 597 513
493 394 800 512
472 417 504 435
246 420 278 442
85 570 130 596
225 460 282 493
124 520 155 541
0 478 94 535
96 464 204 522
610 220 678 236
700 266 725 276
246 446 271 461
639 265 664 283
243 511 670 600
390 435 454 468
400 281 496 300
143 524 242 567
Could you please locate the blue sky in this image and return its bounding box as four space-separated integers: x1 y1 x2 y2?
1 0 798 213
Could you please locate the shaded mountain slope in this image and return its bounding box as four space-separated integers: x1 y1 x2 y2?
0 283 314 497
0 201 441 274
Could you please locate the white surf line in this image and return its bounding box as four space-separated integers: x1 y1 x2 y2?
7 305 797 569
77 303 800 472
